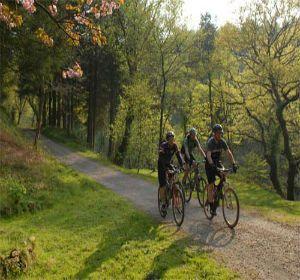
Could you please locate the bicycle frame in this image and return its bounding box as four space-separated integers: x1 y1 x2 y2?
166 168 181 198
214 169 232 199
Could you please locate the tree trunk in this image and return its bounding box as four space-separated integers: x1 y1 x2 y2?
70 91 74 131
116 60 137 164
276 105 297 200
48 89 52 126
108 90 117 158
16 97 27 126
266 154 284 198
34 88 45 147
87 58 97 149
62 93 67 130
42 92 47 128
51 88 56 127
56 91 61 128
208 72 214 128
115 114 133 165
159 92 165 144
159 54 167 144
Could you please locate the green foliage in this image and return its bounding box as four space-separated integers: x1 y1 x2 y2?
113 79 160 168
0 114 236 279
241 152 269 183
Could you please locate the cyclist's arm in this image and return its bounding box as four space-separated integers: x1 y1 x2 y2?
175 145 184 166
207 151 214 165
184 141 190 160
226 149 236 165
196 138 206 158
176 151 184 166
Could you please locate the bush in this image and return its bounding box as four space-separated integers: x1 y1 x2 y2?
241 152 269 184
0 177 26 216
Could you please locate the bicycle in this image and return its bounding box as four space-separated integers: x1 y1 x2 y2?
158 165 185 227
203 167 240 228
182 161 207 207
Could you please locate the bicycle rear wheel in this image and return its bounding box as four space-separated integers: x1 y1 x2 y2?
196 177 206 207
172 184 185 226
222 187 240 228
158 187 167 218
203 184 214 220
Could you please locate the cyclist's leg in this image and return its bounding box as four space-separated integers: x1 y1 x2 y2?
205 163 216 201
182 154 190 184
158 161 167 204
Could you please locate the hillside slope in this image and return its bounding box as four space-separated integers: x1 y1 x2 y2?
0 111 235 279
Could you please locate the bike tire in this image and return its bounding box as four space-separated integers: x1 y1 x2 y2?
203 184 214 220
222 187 240 228
172 184 185 226
196 177 206 208
178 181 185 202
184 176 193 203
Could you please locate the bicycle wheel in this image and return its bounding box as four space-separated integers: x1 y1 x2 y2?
196 177 206 207
172 184 185 226
158 187 167 218
222 187 240 228
178 181 185 202
183 175 193 203
203 184 214 220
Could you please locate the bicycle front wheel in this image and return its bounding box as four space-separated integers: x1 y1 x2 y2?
196 177 206 208
203 184 214 220
158 187 167 218
222 187 240 228
184 176 193 203
172 184 185 226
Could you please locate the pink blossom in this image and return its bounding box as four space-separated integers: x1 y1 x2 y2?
100 0 119 17
48 4 57 16
22 0 36 14
62 62 83 79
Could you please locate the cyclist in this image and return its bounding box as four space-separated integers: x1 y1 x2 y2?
205 124 237 215
181 128 206 186
158 131 184 209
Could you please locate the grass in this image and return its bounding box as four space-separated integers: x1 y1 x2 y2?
0 166 236 279
43 128 300 226
1 112 237 279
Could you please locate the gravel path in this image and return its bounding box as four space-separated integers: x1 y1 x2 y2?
40 136 299 280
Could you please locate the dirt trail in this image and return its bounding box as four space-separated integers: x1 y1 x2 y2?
40 136 299 280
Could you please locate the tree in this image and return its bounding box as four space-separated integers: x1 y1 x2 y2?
224 0 300 199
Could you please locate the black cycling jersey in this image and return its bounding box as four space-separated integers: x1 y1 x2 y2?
206 137 228 163
158 141 183 166
158 141 183 188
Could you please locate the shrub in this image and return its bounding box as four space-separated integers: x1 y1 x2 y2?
241 152 269 184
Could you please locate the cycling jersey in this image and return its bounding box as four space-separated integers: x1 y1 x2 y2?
206 137 228 163
181 135 199 159
158 141 183 187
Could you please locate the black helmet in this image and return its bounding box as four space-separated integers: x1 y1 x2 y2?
166 131 175 140
212 124 224 133
189 127 197 135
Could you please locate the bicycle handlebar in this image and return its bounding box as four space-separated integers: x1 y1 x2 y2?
217 167 233 173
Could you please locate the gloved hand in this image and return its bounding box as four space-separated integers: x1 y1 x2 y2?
232 163 238 173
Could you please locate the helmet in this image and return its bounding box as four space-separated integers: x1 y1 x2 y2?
189 127 197 135
166 131 175 140
212 124 224 133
